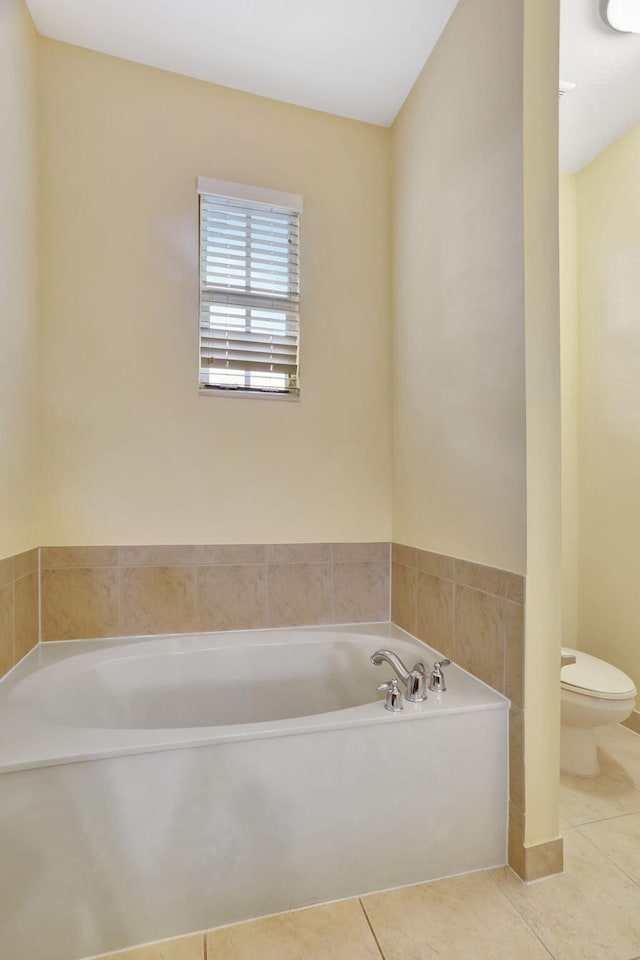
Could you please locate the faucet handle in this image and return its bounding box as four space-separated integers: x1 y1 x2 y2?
429 659 451 693
378 678 404 713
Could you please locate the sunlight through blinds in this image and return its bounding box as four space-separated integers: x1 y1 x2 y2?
199 183 301 396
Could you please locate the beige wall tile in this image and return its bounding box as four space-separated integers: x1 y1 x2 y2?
14 571 38 661
454 558 507 598
508 807 562 883
452 585 506 693
120 566 196 636
523 837 564 882
416 572 454 652
206 900 381 960
510 707 525 813
197 564 266 631
391 561 417 635
14 547 38 579
333 561 390 623
100 933 204 960
415 548 454 580
504 571 525 605
362 870 551 959
453 559 524 603
505 600 525 708
193 544 265 564
41 546 119 568
120 545 195 566
267 563 332 627
508 800 526 878
0 555 15 588
623 711 640 735
391 542 416 566
331 542 389 562
41 567 120 641
265 543 331 563
0 582 14 676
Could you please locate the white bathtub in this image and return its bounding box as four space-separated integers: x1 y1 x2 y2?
0 623 508 960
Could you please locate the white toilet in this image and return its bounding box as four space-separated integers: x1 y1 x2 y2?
560 647 637 776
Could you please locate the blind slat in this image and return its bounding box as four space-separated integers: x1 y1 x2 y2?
200 287 299 312
201 344 297 359
201 250 299 267
200 329 298 351
201 357 297 375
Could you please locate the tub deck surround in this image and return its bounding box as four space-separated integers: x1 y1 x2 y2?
39 542 391 641
0 548 39 680
390 542 562 882
0 624 508 960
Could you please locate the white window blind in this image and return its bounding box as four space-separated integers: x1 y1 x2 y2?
198 181 302 397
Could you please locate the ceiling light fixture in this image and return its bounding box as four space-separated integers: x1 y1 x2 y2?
603 0 640 33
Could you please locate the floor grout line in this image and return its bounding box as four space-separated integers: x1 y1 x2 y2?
565 804 640 828
202 930 207 960
487 871 557 960
358 898 387 960
574 821 640 889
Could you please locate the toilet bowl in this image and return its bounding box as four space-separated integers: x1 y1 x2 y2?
560 647 636 777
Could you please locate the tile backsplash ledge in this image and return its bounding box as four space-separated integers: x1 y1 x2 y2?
39 542 391 643
0 540 531 659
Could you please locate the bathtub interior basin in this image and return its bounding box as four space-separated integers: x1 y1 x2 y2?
10 638 383 729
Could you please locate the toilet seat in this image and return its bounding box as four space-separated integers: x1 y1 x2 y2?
561 647 637 701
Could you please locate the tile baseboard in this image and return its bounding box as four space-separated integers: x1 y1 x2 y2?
508 801 564 881
623 710 640 735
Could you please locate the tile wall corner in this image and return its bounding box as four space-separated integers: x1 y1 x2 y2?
0 547 39 679
388 542 557 880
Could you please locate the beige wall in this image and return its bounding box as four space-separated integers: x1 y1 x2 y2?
521 0 561 848
575 123 640 694
38 40 392 546
391 0 527 575
559 174 579 650
391 0 561 852
0 0 39 558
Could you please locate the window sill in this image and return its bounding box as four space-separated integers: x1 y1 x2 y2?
198 388 300 402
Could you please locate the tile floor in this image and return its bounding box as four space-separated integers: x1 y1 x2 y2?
94 725 640 960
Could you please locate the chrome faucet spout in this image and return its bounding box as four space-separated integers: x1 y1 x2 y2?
370 649 428 702
370 649 411 683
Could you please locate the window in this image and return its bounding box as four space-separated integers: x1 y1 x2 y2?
198 177 302 398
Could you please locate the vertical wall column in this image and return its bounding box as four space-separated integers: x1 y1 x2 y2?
520 0 563 870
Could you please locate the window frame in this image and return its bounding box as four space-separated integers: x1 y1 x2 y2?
197 177 303 401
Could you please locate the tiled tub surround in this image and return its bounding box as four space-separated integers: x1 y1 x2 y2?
0 548 39 679
40 542 390 642
391 542 563 882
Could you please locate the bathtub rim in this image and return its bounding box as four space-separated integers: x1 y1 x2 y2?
0 622 509 774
